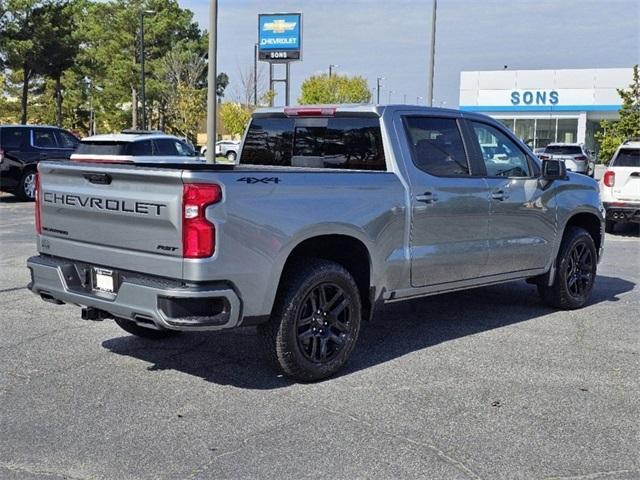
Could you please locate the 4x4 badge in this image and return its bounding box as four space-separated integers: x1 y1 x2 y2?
237 177 280 184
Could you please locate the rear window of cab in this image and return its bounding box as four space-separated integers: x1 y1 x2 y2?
240 116 386 171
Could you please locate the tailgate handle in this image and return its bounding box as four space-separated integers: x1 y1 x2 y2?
84 173 112 185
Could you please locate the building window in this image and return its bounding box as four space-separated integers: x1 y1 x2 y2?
534 119 555 149
496 118 514 131
514 119 535 148
557 119 578 144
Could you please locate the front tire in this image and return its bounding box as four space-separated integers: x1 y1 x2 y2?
537 226 597 310
17 170 37 201
114 317 181 339
226 151 237 162
258 259 362 382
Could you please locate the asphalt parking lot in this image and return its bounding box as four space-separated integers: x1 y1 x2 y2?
0 194 638 480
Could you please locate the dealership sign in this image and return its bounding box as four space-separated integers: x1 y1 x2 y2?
258 13 302 61
510 90 559 106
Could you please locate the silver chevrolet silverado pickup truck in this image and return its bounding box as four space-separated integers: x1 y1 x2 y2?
27 105 604 381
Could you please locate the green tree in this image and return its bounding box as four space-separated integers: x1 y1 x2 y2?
219 102 251 138
37 1 80 127
596 65 640 162
0 0 55 123
298 74 371 105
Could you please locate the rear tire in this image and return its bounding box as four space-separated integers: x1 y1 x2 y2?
17 170 37 201
605 219 615 234
226 151 237 162
537 226 597 310
114 317 181 339
258 259 362 382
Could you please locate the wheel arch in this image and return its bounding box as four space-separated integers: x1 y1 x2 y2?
273 233 374 321
563 211 603 256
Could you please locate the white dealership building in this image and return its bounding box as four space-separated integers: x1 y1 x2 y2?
459 67 633 153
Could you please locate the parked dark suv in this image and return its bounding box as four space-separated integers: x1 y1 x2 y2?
0 125 79 200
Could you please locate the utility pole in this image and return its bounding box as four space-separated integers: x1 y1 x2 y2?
140 10 155 130
426 0 437 107
253 43 258 106
376 77 384 104
206 0 218 164
388 90 394 104
329 64 338 77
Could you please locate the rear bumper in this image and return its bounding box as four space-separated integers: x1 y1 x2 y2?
27 255 242 332
603 202 640 223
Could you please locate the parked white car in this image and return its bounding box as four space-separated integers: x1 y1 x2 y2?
200 140 240 162
600 140 640 233
71 130 201 163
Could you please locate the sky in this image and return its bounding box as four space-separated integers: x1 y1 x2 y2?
181 0 640 107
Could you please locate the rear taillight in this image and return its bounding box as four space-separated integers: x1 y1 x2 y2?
575 155 587 161
603 170 615 187
182 183 221 258
539 154 549 160
35 173 42 234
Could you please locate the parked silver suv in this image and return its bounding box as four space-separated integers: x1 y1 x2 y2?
539 143 595 177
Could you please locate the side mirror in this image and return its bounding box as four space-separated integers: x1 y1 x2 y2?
542 159 566 181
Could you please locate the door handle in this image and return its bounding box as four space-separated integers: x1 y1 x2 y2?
416 192 438 204
491 189 510 201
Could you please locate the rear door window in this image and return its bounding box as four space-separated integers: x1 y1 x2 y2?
612 149 639 167
33 129 59 149
240 116 386 170
1 128 30 149
153 139 179 156
128 140 153 156
404 116 470 176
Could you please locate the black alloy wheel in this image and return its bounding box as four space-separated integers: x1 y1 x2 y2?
538 226 597 309
564 241 595 299
296 282 352 363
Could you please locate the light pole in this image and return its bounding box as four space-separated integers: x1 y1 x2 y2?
206 0 218 164
329 64 339 77
140 9 155 130
254 43 258 106
376 77 384 104
426 0 437 106
388 90 394 104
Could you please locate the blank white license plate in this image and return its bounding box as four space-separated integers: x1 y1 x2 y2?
94 268 115 293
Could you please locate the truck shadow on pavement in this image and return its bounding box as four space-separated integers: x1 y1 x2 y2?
102 275 635 390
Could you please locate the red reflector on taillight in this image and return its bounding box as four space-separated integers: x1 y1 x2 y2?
182 184 221 258
539 155 549 160
284 107 337 117
603 170 615 187
35 173 42 234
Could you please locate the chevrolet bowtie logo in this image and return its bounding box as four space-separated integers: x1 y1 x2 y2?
263 19 296 34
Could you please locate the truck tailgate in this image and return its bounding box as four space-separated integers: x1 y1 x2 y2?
38 162 184 278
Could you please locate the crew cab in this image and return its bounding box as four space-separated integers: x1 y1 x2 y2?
600 140 640 233
27 105 604 381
